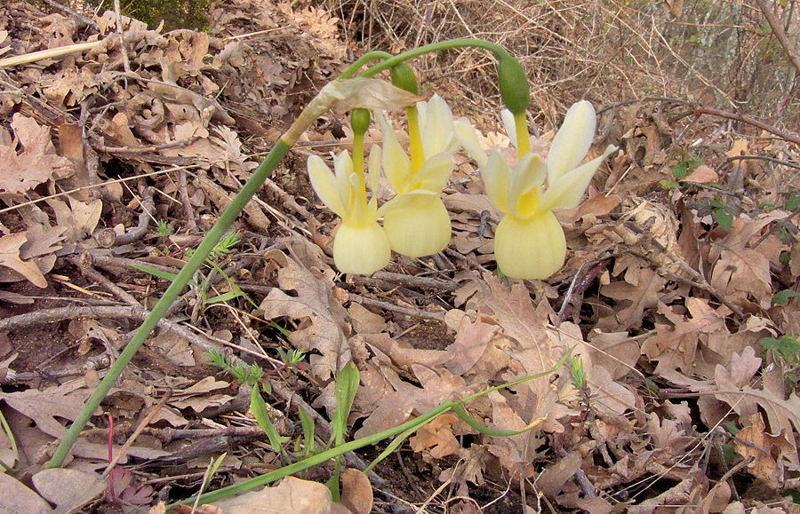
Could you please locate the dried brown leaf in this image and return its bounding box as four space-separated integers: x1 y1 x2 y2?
0 232 48 288
32 468 105 512
0 380 94 437
210 476 349 513
734 413 792 486
0 114 75 194
341 468 372 514
0 472 53 513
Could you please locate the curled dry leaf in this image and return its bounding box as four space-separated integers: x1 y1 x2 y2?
734 413 792 486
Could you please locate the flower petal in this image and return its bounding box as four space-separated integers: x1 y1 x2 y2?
454 118 488 168
481 150 513 214
409 152 454 193
509 153 547 218
419 94 455 157
367 145 381 211
382 193 451 258
501 109 517 149
493 211 566 280
333 221 391 275
308 155 344 216
376 112 411 192
538 144 617 212
334 151 355 215
547 100 597 182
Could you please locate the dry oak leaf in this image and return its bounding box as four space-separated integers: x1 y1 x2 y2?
409 412 461 459
0 114 75 194
713 348 800 464
0 379 94 437
598 266 665 331
341 468 373 514
735 413 792 486
210 476 350 514
260 255 349 380
0 231 48 288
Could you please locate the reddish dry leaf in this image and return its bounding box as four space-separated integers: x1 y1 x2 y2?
735 413 792 486
409 413 461 459
0 114 75 194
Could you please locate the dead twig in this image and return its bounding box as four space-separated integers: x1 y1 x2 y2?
103 393 171 476
753 0 800 77
178 169 199 233
68 255 142 307
40 0 98 30
348 293 446 322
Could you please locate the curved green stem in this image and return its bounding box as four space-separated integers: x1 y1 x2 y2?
360 38 509 78
172 352 569 508
339 50 393 79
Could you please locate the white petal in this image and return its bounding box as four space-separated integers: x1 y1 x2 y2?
333 221 391 275
420 94 455 158
410 152 454 193
481 150 513 214
493 211 566 280
377 112 411 192
539 144 617 212
501 109 517 149
509 154 546 219
454 118 488 168
382 193 451 258
367 145 381 211
308 155 344 216
334 151 355 214
547 100 597 182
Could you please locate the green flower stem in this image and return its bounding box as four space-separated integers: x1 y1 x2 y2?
360 38 510 78
173 351 569 507
46 138 292 469
339 50 393 79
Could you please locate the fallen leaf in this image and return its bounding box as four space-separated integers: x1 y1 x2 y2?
0 472 53 513
682 164 718 184
210 476 350 513
0 114 75 194
0 379 93 437
341 468 373 514
734 413 792 486
409 413 461 459
260 256 350 380
598 267 665 331
32 468 106 512
0 232 48 288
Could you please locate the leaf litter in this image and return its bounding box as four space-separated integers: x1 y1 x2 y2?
0 0 799 512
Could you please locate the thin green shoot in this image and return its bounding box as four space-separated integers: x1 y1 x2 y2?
250 384 289 459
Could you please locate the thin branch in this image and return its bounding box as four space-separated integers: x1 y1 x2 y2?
754 0 800 77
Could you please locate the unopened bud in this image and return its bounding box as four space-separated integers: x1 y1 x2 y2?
390 63 419 95
350 108 371 136
497 55 529 115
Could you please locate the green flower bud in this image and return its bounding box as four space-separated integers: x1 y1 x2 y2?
390 63 419 95
350 108 371 136
497 54 529 115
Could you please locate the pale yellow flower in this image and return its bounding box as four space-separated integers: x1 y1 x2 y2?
458 101 617 279
308 149 390 275
377 94 469 258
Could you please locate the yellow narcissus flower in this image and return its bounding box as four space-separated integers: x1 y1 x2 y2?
457 100 617 280
377 94 469 258
307 148 390 275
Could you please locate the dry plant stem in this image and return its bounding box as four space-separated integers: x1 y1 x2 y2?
348 293 446 322
372 271 459 291
0 305 213 352
96 136 203 155
47 83 334 467
115 187 155 245
718 154 800 172
754 0 800 77
68 255 142 307
0 40 104 68
178 170 199 233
